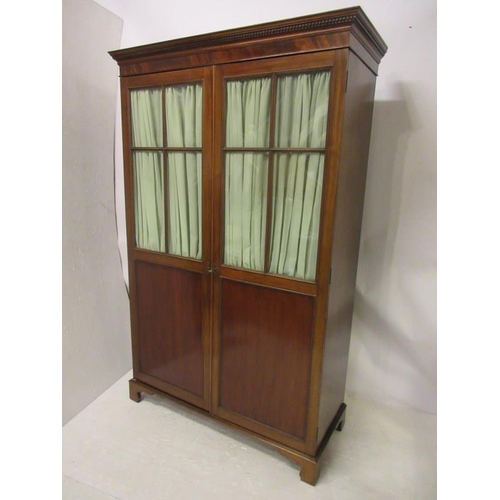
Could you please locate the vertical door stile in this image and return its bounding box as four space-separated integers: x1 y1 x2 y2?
202 65 214 410
122 78 141 379
210 64 224 414
162 86 169 253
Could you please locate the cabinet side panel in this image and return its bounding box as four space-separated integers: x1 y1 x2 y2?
317 52 377 446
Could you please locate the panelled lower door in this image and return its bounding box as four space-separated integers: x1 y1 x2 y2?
122 67 213 410
212 52 340 451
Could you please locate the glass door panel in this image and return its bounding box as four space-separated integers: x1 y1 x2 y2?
225 77 271 147
130 88 163 147
222 69 331 281
224 152 269 271
130 87 164 252
223 76 271 271
165 83 202 147
274 71 330 148
167 152 202 259
165 82 203 259
269 153 324 281
129 82 204 259
133 151 165 252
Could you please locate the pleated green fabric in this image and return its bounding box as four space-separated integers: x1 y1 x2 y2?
131 88 162 147
274 71 330 148
225 153 269 270
131 88 164 252
130 84 203 258
269 153 324 280
269 71 330 280
166 84 202 147
224 78 271 271
224 71 330 280
166 84 203 259
133 151 165 252
131 71 330 277
168 152 202 259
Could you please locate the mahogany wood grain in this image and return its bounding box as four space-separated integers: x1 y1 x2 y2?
114 32 351 78
316 51 378 447
131 249 204 272
218 279 314 440
210 64 224 415
223 147 326 153
109 7 387 77
120 77 141 378
219 265 316 296
348 32 380 75
302 49 349 455
218 50 336 79
278 449 319 485
135 261 204 398
215 405 307 452
129 378 154 402
136 371 205 409
201 65 214 411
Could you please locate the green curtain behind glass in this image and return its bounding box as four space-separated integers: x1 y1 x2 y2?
166 83 203 259
270 153 324 280
224 71 330 280
274 71 330 148
133 151 165 252
167 152 202 259
131 88 162 147
224 78 271 271
130 84 203 258
131 88 164 252
166 84 202 147
269 71 330 281
225 153 269 270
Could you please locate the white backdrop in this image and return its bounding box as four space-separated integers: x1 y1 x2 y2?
98 0 437 414
63 0 131 424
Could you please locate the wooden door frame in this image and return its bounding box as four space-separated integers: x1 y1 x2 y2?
210 50 349 453
120 65 214 411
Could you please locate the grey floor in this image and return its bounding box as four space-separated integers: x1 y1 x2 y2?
62 372 436 499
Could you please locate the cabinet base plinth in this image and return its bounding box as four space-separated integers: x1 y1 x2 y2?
129 378 154 403
278 449 319 485
278 403 346 485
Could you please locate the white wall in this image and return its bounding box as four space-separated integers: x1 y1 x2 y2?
98 0 436 414
62 0 131 425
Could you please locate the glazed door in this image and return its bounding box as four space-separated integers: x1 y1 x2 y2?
122 67 213 410
212 52 341 450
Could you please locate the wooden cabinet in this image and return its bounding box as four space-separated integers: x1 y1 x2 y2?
110 6 387 485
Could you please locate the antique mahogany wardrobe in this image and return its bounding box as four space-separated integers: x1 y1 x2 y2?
110 6 387 485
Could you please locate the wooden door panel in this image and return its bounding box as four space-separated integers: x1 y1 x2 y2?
135 261 204 398
218 279 314 439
